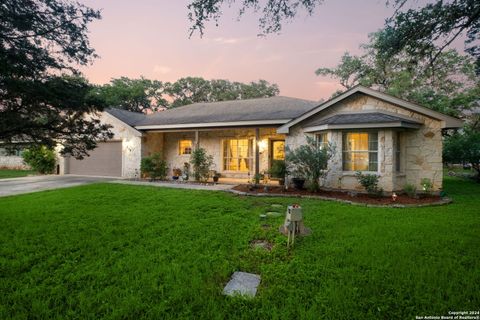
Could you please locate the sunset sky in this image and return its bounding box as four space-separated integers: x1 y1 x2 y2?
78 0 398 101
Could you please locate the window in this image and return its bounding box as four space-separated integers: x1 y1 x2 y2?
223 139 253 171
342 132 378 171
271 140 285 160
316 133 328 149
395 132 401 172
179 140 193 155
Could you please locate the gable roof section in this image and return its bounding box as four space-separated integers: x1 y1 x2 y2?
277 85 463 133
303 112 423 132
134 96 318 130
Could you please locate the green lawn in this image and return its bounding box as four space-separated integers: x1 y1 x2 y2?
0 177 478 319
0 169 35 179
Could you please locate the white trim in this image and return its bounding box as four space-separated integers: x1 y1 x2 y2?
303 121 422 132
135 119 290 130
277 85 463 133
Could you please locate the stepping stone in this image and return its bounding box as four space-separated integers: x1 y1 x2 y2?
251 239 273 251
266 211 282 217
223 272 261 298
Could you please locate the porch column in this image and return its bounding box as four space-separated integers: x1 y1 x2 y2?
255 128 260 176
194 130 199 149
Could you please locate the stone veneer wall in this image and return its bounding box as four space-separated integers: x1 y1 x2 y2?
144 128 285 179
285 94 444 192
59 112 142 178
0 156 28 169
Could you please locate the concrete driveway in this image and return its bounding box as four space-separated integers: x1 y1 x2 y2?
0 175 117 197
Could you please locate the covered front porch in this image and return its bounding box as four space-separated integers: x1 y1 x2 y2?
141 127 286 182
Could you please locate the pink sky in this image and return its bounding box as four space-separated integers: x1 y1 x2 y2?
78 0 397 101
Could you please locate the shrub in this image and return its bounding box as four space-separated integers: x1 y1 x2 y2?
421 178 433 195
190 147 213 182
286 136 334 192
22 146 56 174
140 153 168 180
355 171 382 196
403 183 417 198
269 160 287 179
253 173 263 185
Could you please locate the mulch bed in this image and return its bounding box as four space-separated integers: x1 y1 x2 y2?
232 184 444 206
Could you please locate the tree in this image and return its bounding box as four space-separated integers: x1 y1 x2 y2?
187 0 324 35
165 77 279 108
444 127 480 181
165 77 212 108
187 0 479 73
316 32 480 117
286 136 334 192
0 0 112 158
379 0 480 74
98 77 169 113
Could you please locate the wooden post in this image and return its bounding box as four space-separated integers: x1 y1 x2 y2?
195 130 199 149
255 128 260 177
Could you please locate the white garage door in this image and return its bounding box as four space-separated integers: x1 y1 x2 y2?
67 141 122 177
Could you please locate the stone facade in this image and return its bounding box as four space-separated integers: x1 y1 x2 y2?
285 94 444 192
59 112 142 178
0 155 28 169
144 128 285 179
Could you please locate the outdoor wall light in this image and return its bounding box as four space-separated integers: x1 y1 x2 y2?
258 139 268 153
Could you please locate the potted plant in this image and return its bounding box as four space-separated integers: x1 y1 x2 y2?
269 160 287 186
291 175 306 190
182 162 190 181
172 168 182 180
211 170 221 183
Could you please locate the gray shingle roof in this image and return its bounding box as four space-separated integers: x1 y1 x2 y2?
307 112 422 127
135 96 319 127
105 108 146 126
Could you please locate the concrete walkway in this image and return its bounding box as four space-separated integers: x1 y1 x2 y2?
111 179 234 191
0 175 116 197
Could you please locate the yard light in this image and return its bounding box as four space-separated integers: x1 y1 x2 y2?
392 192 398 202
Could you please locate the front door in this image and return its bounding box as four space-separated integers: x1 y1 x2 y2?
269 140 285 168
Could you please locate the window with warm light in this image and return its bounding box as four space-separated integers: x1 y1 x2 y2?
179 140 193 155
342 132 378 171
271 140 285 160
223 139 253 171
316 132 328 149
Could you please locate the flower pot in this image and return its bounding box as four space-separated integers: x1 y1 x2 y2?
292 178 305 190
172 176 179 180
213 176 219 183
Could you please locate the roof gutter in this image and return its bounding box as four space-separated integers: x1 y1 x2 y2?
135 119 290 130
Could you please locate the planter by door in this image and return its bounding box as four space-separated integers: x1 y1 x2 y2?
292 178 305 190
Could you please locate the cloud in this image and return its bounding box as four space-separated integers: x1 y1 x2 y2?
211 37 246 44
153 65 171 74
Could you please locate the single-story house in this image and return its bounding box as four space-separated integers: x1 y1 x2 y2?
59 85 463 192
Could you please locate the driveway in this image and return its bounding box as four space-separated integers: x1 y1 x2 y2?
0 175 117 197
